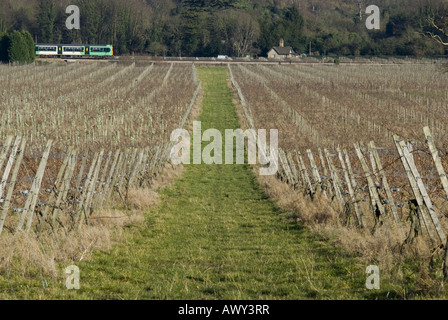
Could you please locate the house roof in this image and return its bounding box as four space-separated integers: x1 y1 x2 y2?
271 46 294 55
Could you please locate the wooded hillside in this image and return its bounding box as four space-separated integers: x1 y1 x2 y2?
0 0 447 57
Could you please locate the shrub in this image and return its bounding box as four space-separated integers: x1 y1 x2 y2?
0 30 35 63
21 30 36 63
0 32 10 62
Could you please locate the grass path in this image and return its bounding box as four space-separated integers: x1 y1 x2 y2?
75 67 370 299
6 67 373 299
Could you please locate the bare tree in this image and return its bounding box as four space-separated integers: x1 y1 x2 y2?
423 3 448 46
357 0 363 21
230 12 260 57
423 5 448 72
426 16 448 45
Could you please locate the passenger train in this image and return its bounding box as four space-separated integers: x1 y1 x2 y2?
35 44 113 58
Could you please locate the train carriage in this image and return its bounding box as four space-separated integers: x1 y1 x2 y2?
35 44 58 56
86 45 113 57
35 44 113 58
62 45 86 56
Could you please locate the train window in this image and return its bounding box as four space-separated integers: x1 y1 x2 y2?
64 47 84 52
38 46 57 52
91 47 111 52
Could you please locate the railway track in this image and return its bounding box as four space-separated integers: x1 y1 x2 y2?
35 56 433 65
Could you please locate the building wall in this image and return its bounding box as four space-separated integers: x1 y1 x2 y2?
267 49 292 59
267 49 277 59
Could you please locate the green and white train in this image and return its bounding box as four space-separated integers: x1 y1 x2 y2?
35 44 113 58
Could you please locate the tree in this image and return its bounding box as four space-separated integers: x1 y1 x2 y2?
21 30 36 63
258 6 304 56
230 12 259 57
3 30 35 63
282 7 304 52
0 0 446 58
7 31 27 62
417 1 447 48
181 10 202 56
206 13 226 56
0 31 10 62
38 0 57 43
426 14 448 46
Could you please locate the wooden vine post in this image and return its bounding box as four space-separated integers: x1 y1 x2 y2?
324 148 345 210
0 138 26 235
318 148 332 197
369 141 401 227
74 152 99 226
17 140 52 233
36 146 73 231
343 149 365 227
306 149 326 198
52 149 78 224
98 150 121 210
423 127 448 201
286 151 300 188
297 151 314 196
278 148 294 186
394 135 445 245
337 147 363 227
422 127 448 280
354 142 387 232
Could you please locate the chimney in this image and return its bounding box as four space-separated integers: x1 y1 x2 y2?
279 38 284 47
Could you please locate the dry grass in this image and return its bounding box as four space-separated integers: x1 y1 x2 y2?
256 174 444 299
0 160 185 281
0 221 114 278
0 205 147 278
256 172 432 271
255 170 448 300
126 189 160 210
